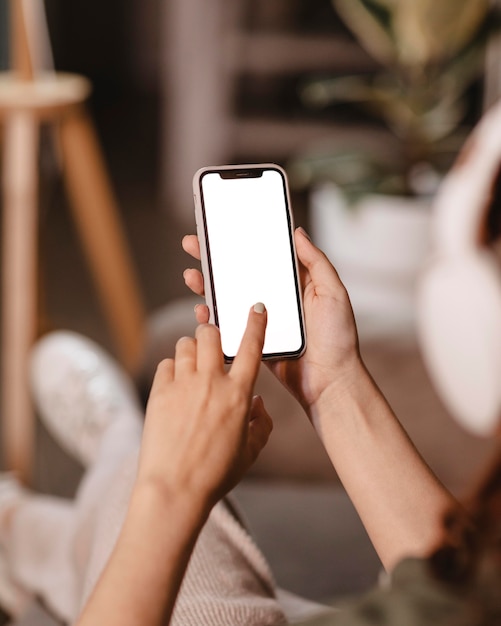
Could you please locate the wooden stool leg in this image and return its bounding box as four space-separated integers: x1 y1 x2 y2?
1 112 39 484
59 106 145 374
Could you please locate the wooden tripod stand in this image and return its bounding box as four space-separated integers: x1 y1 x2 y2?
0 0 146 483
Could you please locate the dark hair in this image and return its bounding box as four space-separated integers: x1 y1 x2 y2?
428 446 501 620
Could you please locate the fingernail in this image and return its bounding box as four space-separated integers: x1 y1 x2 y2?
297 227 311 241
254 302 266 314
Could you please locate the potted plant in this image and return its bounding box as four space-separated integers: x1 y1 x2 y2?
289 0 499 337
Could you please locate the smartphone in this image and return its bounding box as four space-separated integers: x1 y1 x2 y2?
193 164 306 361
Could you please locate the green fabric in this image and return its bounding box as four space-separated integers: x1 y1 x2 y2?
297 557 501 626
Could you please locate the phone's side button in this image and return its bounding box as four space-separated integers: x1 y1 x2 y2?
193 195 199 227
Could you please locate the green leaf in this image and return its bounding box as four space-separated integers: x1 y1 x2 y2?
333 0 491 69
289 146 417 200
390 0 490 67
301 75 387 108
333 0 396 65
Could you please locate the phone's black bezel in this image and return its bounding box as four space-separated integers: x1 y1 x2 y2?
198 164 306 362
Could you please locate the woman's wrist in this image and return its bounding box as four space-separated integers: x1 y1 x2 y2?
130 476 213 535
307 356 369 425
305 355 396 462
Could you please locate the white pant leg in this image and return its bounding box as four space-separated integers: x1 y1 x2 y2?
76 448 139 618
6 415 142 624
8 495 78 622
71 417 143 619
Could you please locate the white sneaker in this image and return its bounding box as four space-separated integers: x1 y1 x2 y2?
30 331 143 467
0 473 33 619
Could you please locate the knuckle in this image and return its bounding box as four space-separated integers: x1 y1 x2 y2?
199 372 219 398
196 323 219 339
156 358 172 373
176 335 195 348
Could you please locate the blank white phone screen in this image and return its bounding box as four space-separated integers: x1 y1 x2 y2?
201 169 303 358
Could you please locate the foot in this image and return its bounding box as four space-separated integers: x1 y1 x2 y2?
0 474 33 618
30 331 143 467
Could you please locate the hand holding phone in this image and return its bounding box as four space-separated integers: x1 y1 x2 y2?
193 164 306 361
183 227 361 415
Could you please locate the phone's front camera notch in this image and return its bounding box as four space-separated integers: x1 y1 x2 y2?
219 168 264 180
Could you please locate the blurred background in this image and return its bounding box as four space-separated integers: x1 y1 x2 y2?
1 0 501 619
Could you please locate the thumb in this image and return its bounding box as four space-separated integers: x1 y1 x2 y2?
294 227 345 296
245 395 273 465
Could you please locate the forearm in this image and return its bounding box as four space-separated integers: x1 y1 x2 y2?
311 359 457 571
76 481 210 626
75 309 270 626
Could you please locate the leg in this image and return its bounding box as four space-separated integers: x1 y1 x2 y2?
72 420 141 608
29 331 143 620
2 407 141 624
1 332 142 622
6 490 79 622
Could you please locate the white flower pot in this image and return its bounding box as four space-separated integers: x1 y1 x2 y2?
310 183 432 338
